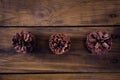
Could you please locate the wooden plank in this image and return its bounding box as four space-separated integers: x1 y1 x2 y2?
0 73 120 80
0 0 3 26
0 0 120 26
0 27 120 73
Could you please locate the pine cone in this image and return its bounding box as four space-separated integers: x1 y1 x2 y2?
49 33 71 55
12 31 35 53
86 31 112 55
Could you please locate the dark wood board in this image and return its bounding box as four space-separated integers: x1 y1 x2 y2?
0 0 120 26
0 27 119 73
0 73 120 80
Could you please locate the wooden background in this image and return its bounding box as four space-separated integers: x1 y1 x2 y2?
0 0 120 26
0 0 120 80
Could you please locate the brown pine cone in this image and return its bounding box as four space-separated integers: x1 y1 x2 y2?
12 31 35 53
49 33 71 55
86 31 112 55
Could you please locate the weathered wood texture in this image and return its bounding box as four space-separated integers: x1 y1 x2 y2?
0 0 120 79
0 27 120 73
0 73 120 80
0 0 120 26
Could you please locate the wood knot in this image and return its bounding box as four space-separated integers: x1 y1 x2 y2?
109 14 118 18
111 58 119 64
111 34 120 40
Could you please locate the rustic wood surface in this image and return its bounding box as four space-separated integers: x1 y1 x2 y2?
0 0 120 79
0 73 120 80
0 0 120 26
0 27 120 73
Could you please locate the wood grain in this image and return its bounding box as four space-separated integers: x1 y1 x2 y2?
0 73 120 80
0 0 120 26
0 27 120 73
